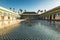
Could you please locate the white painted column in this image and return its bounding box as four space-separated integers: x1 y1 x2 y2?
0 15 1 21
4 12 8 21
1 12 4 21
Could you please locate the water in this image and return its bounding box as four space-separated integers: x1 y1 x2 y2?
0 20 60 40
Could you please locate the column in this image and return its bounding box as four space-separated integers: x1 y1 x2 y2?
1 12 4 21
4 13 8 21
53 14 56 20
50 15 52 20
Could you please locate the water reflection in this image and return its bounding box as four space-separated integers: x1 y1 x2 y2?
0 20 60 40
0 20 20 36
42 20 60 30
24 20 32 26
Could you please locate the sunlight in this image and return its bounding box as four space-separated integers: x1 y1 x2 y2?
0 20 21 35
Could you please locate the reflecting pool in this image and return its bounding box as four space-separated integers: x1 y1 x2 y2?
0 20 60 40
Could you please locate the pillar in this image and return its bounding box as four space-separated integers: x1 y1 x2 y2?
53 14 56 20
4 16 8 21
0 15 1 21
1 16 4 21
50 15 52 20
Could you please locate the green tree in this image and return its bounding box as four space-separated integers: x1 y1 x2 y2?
19 9 23 14
44 9 46 12
37 10 40 14
37 10 43 14
24 10 26 12
9 7 12 10
13 8 15 12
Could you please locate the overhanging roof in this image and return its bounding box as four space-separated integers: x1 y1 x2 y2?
0 6 20 17
40 6 60 16
22 12 37 14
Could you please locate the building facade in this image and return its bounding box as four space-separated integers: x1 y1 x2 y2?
0 6 19 21
20 12 40 20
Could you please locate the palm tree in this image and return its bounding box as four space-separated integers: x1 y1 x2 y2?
9 7 12 10
24 10 26 12
37 10 40 14
19 9 23 14
44 9 46 12
37 10 43 14
13 8 15 12
40 10 43 12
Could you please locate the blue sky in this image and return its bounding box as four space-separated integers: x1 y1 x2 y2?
0 0 60 12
